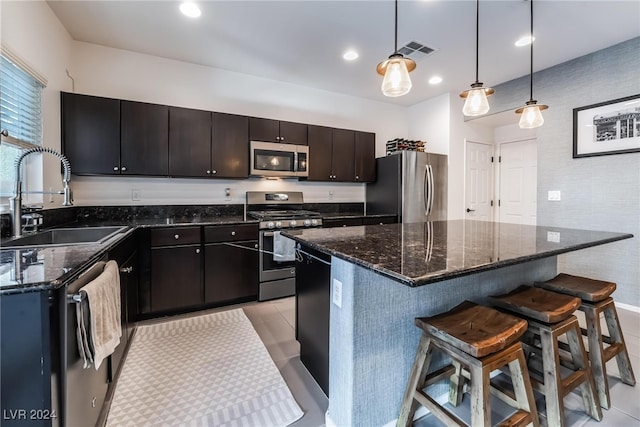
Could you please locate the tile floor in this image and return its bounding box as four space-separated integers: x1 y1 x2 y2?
242 297 640 427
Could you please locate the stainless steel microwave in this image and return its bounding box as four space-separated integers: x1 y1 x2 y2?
250 141 309 178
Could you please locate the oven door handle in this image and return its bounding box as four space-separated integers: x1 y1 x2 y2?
263 231 275 237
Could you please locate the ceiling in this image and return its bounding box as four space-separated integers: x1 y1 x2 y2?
47 0 640 108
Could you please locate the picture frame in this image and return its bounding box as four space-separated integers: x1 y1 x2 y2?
573 94 640 158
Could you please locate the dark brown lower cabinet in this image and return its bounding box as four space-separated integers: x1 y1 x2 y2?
151 245 202 312
204 240 259 304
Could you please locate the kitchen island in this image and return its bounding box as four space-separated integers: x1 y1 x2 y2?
284 220 632 427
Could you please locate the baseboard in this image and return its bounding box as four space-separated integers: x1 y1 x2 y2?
615 301 640 313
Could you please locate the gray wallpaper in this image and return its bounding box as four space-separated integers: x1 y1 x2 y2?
489 37 640 307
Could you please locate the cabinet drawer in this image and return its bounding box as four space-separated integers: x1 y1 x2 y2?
362 215 397 225
323 217 363 228
151 227 201 247
204 224 258 243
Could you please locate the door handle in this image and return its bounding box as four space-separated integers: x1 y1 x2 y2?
466 208 476 213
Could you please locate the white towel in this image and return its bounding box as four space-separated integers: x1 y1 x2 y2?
76 260 122 370
273 231 296 262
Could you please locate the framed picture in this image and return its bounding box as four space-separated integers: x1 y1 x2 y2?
573 94 640 158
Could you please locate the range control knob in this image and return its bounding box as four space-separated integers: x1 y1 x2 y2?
275 221 283 228
303 219 311 227
289 220 297 227
311 219 319 226
267 221 275 229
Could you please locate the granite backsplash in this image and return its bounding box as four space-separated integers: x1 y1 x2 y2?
1 202 364 237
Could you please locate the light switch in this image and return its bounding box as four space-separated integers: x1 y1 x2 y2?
547 231 561 243
548 190 561 201
332 279 342 308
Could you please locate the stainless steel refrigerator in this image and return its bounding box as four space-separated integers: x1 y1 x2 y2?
366 151 448 222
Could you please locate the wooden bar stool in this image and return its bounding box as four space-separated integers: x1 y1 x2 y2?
536 273 636 409
489 286 602 427
397 301 539 427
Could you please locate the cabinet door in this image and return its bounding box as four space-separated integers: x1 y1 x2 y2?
249 117 279 142
151 245 202 312
121 101 169 176
169 107 211 177
61 92 121 175
354 131 376 182
110 249 138 381
212 112 249 178
279 121 307 145
204 240 258 304
307 125 333 181
331 128 355 182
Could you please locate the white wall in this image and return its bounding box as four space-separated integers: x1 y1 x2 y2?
66 41 408 206
407 93 450 155
0 0 73 205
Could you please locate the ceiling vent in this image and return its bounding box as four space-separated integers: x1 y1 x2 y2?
397 41 438 60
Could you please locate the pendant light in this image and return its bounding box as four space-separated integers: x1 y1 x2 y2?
376 0 416 97
460 0 494 116
516 0 548 128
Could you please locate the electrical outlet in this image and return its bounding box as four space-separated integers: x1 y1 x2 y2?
332 279 342 308
224 187 231 201
131 189 142 201
329 191 334 200
48 187 54 203
547 231 561 243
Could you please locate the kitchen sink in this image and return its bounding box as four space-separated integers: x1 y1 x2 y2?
1 226 129 249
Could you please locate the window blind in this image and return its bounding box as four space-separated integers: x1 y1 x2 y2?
0 54 44 146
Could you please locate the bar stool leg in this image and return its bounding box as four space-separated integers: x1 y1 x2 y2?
508 348 539 426
448 361 465 406
540 328 566 427
566 322 602 421
398 334 433 427
469 362 491 426
583 305 610 409
603 304 636 386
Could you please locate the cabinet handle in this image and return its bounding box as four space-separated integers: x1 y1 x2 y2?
280 136 285 141
355 175 359 180
174 234 180 239
231 231 236 236
206 170 211 175
91 397 96 408
119 266 133 274
113 166 119 171
195 248 201 254
212 170 217 175
121 166 127 172
254 244 258 249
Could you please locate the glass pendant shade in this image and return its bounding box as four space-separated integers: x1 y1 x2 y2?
462 87 490 116
380 56 412 97
517 102 546 128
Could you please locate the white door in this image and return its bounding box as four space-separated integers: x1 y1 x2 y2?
498 139 537 225
465 141 493 221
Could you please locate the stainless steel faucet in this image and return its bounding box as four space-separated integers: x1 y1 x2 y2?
10 147 73 238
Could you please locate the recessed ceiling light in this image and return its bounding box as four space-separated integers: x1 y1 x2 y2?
343 50 359 61
515 35 535 47
180 2 201 18
428 76 443 85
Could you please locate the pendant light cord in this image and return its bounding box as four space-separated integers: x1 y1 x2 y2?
394 0 399 54
475 0 480 83
529 0 534 102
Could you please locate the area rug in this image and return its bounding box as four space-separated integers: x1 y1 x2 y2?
106 308 304 427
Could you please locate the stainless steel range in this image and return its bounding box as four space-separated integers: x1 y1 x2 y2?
246 191 322 301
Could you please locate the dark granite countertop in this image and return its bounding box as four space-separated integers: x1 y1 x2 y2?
0 215 256 294
283 220 633 287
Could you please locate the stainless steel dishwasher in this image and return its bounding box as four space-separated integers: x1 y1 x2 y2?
64 257 110 427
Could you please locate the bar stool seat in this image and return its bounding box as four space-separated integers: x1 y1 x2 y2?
536 273 636 409
490 286 602 427
397 301 539 426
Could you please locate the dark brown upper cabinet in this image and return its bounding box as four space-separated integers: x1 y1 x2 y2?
168 107 212 177
121 101 169 176
249 117 307 145
211 112 249 178
61 92 121 175
354 131 376 182
331 128 355 182
307 125 333 181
